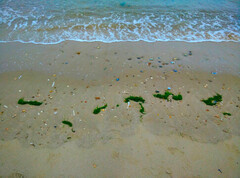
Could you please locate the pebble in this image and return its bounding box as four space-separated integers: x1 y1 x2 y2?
52 81 55 87
189 51 192 55
3 105 8 108
166 169 172 174
155 90 160 93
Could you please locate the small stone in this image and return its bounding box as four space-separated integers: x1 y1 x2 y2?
189 51 192 55
166 169 172 174
93 163 97 168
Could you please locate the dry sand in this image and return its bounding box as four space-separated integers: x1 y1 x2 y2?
0 41 239 177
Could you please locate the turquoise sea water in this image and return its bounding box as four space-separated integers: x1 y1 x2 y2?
0 0 239 43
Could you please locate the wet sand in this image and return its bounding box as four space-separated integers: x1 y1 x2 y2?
0 41 239 177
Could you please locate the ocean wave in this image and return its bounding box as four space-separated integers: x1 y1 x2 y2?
0 2 239 44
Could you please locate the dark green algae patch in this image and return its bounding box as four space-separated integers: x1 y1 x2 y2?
62 120 73 127
18 98 43 106
139 103 145 114
223 112 231 116
62 120 75 132
93 104 108 114
153 91 182 101
124 96 145 103
202 93 222 106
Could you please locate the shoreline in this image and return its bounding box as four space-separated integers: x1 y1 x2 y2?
1 39 240 45
0 41 239 177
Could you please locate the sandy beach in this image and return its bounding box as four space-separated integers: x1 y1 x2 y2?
0 41 239 177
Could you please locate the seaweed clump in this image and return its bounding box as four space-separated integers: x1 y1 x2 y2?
223 112 231 116
124 96 145 103
18 98 43 106
153 91 183 101
139 103 145 114
62 120 75 132
172 94 183 101
202 93 222 106
62 120 73 127
93 104 107 114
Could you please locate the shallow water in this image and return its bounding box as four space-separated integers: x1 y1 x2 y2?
0 0 239 43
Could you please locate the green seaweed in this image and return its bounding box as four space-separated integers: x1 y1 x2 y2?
62 120 73 127
153 91 172 100
172 94 183 101
18 98 43 106
124 96 145 103
93 104 108 114
153 91 182 101
223 112 231 116
139 103 145 114
202 93 222 106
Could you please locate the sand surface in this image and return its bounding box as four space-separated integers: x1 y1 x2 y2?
0 41 239 177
